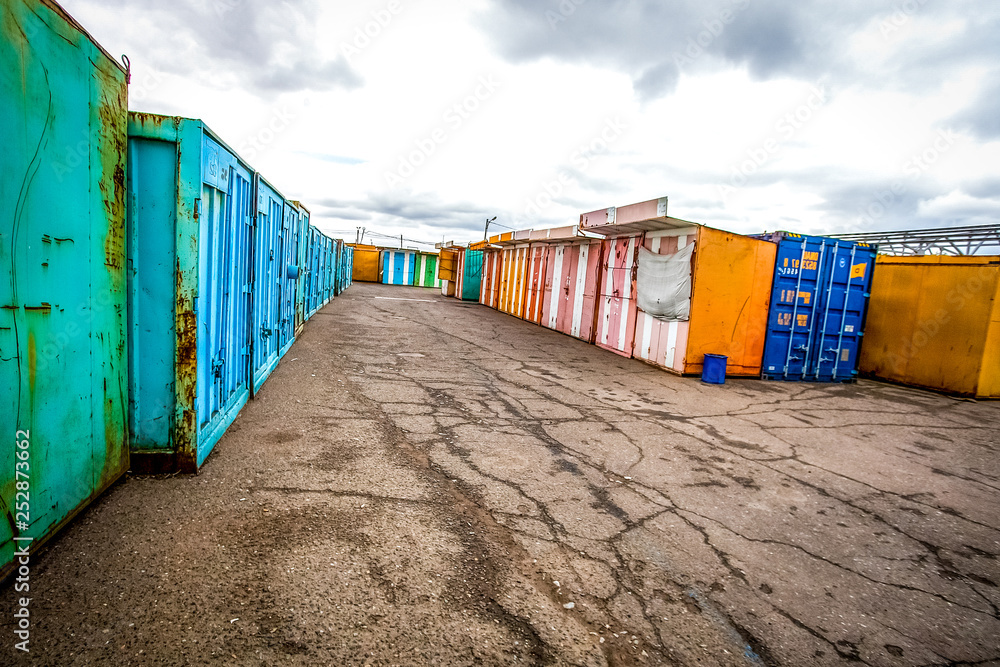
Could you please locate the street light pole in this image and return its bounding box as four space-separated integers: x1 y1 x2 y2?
484 216 496 241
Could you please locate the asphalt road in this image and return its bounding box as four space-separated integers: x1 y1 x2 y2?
3 281 999 666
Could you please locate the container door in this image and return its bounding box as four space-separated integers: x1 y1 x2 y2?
763 236 874 382
524 245 547 323
574 241 602 342
425 255 437 287
252 181 283 392
197 137 252 464
596 236 640 357
762 236 822 381
554 245 579 336
277 202 297 356
462 250 483 300
808 242 876 381
542 244 562 330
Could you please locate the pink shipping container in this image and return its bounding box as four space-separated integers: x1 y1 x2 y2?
538 228 604 342
583 197 683 359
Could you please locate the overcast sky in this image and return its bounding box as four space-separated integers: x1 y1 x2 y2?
65 0 999 248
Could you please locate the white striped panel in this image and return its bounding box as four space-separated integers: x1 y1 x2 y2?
639 236 661 360
665 321 678 368
571 243 588 337
616 237 636 350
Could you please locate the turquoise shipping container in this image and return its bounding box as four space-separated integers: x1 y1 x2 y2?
127 113 256 472
1 0 130 577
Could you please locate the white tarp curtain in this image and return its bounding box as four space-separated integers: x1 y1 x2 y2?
636 245 693 321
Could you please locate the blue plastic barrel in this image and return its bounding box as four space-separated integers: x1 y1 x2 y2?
702 354 728 384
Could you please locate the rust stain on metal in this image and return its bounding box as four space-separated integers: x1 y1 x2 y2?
174 257 198 473
99 82 127 273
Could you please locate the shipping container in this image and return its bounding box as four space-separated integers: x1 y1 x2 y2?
860 255 1000 398
756 232 876 382
413 251 440 288
381 249 416 285
633 226 776 377
538 231 603 342
438 246 459 297
349 244 381 283
1 0 129 578
127 113 256 472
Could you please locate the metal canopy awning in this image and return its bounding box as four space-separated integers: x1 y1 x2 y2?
578 196 700 236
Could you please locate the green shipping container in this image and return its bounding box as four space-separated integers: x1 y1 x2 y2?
413 252 440 288
1 0 129 578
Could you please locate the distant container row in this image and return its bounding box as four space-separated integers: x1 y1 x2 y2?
438 197 999 398
1 1 351 580
348 245 444 289
454 198 875 383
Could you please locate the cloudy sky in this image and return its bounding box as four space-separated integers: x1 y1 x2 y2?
66 0 999 248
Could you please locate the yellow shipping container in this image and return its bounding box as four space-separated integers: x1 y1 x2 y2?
860 255 1000 398
349 244 381 283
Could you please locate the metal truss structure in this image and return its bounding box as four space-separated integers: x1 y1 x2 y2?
829 224 1000 256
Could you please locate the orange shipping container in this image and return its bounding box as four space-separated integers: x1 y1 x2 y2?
859 255 1000 398
349 244 381 283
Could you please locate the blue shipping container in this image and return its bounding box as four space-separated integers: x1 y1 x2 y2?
382 250 416 285
127 114 254 472
758 232 876 382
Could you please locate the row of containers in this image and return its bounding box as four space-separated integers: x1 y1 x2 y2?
348 245 443 289
440 197 999 398
1 1 352 579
